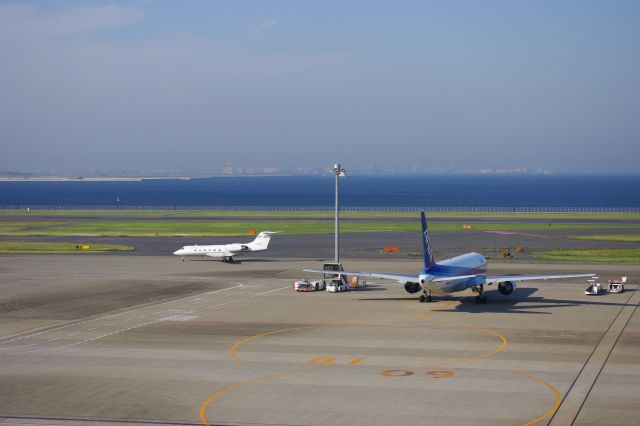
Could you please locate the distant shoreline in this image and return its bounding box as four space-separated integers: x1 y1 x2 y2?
0 175 299 182
0 176 195 182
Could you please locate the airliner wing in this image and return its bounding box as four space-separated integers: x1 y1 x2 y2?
484 273 595 284
431 273 594 283
303 269 417 283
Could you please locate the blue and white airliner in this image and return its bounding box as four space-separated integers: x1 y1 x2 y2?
305 212 594 303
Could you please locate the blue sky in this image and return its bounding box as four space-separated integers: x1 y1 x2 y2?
1 1 639 173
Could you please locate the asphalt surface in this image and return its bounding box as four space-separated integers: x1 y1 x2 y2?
0 252 639 425
1 227 637 262
1 215 639 425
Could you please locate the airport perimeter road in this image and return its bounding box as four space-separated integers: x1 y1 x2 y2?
0 255 638 425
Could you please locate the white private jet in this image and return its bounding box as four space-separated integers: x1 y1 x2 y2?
173 231 278 263
305 212 594 304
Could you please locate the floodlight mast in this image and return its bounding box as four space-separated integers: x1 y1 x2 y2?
332 163 346 263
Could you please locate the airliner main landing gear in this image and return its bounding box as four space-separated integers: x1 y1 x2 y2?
419 289 432 303
472 284 488 304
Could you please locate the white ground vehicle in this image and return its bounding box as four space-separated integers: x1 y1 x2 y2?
607 276 626 293
585 277 604 295
322 262 349 293
294 279 325 292
327 279 349 293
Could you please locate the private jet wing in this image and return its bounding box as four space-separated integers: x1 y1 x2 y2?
302 269 417 283
206 252 235 258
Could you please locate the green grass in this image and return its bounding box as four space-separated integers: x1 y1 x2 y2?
1 209 639 220
0 241 134 254
0 222 64 234
0 219 639 237
571 234 640 242
533 248 640 262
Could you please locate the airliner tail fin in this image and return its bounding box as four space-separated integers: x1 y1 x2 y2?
421 211 435 270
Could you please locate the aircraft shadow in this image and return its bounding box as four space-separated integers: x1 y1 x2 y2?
349 286 386 292
185 258 279 263
358 287 634 315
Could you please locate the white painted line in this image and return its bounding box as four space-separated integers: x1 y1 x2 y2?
4 285 289 356
0 284 241 346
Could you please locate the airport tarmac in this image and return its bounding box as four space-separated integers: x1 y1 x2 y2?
0 254 638 426
1 226 638 261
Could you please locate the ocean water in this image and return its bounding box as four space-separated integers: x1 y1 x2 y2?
0 175 638 209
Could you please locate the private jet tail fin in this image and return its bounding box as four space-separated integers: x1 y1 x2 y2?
248 231 278 251
421 211 435 270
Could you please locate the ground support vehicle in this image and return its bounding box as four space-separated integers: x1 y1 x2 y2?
322 262 349 293
294 279 325 292
608 276 626 293
585 277 605 295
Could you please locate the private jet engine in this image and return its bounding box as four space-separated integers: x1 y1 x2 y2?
225 244 249 252
498 281 516 296
404 282 421 294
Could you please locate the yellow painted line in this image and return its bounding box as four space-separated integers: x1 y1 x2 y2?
416 300 459 321
348 357 365 366
454 324 508 361
308 356 336 365
228 325 327 364
516 371 563 426
415 324 508 369
380 369 414 377
199 366 328 426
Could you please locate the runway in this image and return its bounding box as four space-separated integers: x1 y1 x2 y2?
0 254 638 425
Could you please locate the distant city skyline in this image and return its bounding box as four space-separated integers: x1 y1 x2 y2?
0 162 578 178
1 1 639 173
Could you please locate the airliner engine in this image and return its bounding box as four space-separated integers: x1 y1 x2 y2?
498 281 516 296
404 282 421 294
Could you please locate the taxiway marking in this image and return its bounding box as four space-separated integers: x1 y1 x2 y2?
517 371 563 426
2 285 289 356
229 324 334 364
549 284 639 425
0 285 242 346
199 365 330 426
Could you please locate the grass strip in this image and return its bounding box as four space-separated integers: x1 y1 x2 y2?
0 241 134 254
1 210 639 220
0 220 639 237
533 248 640 262
571 234 640 242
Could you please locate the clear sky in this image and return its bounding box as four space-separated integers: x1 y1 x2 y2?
1 1 639 174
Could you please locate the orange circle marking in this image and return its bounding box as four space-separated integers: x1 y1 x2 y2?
426 370 454 378
380 369 414 377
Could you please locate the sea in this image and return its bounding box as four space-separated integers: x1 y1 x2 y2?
0 175 639 210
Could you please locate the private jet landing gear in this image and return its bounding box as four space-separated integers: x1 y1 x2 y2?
419 289 432 303
181 257 185 262
472 284 487 304
222 256 234 263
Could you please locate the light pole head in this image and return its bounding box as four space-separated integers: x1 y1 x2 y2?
332 163 346 176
